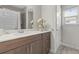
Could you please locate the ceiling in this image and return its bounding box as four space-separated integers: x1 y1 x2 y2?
0 5 26 12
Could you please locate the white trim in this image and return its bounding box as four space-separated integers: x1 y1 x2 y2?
61 42 79 50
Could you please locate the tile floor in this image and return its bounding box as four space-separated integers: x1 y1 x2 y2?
56 45 79 54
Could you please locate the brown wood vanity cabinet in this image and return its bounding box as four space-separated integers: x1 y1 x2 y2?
4 45 30 54
0 32 50 54
30 39 42 54
42 32 50 54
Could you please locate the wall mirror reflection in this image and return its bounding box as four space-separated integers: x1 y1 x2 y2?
0 5 35 30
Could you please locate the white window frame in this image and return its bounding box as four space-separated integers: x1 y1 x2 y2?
63 6 78 25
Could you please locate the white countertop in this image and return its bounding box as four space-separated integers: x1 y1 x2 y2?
0 31 51 42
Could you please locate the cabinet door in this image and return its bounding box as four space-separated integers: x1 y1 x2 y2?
42 39 50 54
42 32 50 54
3 49 15 54
4 45 30 54
30 40 42 54
14 45 27 54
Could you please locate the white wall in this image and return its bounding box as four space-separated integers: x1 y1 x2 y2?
62 25 79 49
41 6 56 29
41 5 60 53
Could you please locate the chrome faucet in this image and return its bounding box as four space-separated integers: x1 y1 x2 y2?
18 29 24 33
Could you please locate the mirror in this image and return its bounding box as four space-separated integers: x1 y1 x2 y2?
0 8 21 30
0 5 33 30
28 9 33 29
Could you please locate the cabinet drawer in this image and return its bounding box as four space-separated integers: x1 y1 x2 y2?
42 32 50 39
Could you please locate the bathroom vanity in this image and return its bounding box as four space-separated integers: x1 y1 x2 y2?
0 31 50 54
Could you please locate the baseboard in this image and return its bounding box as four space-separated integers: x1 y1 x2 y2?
61 42 79 50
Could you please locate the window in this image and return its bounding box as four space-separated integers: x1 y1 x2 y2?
63 7 78 24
